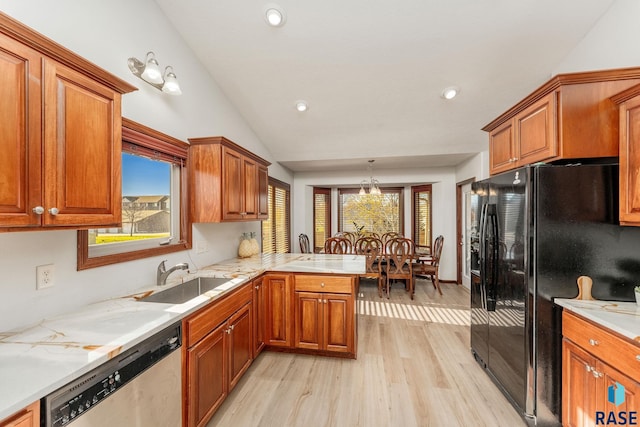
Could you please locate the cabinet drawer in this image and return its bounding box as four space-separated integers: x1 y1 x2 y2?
563 311 640 383
184 282 252 347
294 275 353 293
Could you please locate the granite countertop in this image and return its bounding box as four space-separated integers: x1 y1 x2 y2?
0 253 364 420
555 298 640 343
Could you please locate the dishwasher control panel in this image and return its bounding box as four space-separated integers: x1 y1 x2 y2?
42 323 181 427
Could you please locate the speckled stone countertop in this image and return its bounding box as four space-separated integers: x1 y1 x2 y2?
0 253 364 420
555 298 640 342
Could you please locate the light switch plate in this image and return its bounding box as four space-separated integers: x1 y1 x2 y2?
36 264 55 290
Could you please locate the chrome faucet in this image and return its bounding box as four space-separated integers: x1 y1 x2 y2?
157 260 189 286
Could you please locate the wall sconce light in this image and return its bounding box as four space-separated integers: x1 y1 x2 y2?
128 52 182 95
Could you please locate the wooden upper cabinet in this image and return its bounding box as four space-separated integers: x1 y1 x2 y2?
189 136 270 223
484 68 640 175
488 120 515 175
0 12 135 229
612 85 640 226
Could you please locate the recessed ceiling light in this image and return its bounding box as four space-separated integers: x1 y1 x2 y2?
441 86 460 100
295 101 308 112
264 5 286 27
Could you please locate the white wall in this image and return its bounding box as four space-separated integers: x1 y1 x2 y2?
292 166 459 281
0 0 292 331
553 0 640 74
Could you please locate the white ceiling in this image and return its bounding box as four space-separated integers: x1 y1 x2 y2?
154 0 616 172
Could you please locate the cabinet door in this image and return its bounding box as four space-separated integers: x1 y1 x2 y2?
0 34 42 227
42 59 122 227
619 95 640 225
257 164 269 219
324 293 354 353
243 157 257 217
222 147 244 220
489 120 516 175
0 401 39 427
294 292 323 351
598 362 640 414
563 339 597 427
253 277 266 356
515 92 556 166
228 302 253 391
186 322 227 427
265 274 293 347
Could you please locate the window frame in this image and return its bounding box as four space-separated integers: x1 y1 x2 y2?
337 187 404 235
411 184 433 251
313 187 331 253
261 177 291 254
77 118 191 270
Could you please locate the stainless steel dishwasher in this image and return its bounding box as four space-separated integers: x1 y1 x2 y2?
42 322 182 427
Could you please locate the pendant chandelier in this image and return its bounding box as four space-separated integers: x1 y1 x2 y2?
359 160 382 195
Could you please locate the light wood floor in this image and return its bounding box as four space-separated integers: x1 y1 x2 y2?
206 278 526 427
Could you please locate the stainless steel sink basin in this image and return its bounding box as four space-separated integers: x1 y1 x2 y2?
139 277 231 304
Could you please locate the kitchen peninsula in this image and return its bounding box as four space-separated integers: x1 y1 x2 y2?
0 253 364 423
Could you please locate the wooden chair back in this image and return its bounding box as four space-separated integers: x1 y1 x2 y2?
299 233 311 253
381 232 401 245
384 237 415 298
324 237 353 254
430 235 444 266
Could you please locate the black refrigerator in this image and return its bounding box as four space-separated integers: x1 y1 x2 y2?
470 163 640 426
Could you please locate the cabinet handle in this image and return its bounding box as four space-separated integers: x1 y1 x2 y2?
589 339 599 346
32 206 45 215
48 207 59 216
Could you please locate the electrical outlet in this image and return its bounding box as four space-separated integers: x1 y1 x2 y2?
196 240 209 254
36 264 55 290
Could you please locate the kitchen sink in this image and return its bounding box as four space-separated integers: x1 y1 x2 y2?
139 277 232 304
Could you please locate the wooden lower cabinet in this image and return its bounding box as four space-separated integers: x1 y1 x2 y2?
183 284 253 427
562 311 640 426
294 292 353 354
252 275 266 356
0 402 39 427
264 274 294 348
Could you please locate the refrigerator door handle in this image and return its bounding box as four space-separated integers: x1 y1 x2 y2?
485 204 498 312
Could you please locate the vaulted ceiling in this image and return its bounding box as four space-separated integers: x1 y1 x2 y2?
155 0 616 172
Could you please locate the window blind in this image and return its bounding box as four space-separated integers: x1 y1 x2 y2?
412 185 432 248
262 178 290 254
313 188 331 252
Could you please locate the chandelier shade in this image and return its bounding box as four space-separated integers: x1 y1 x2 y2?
359 160 382 195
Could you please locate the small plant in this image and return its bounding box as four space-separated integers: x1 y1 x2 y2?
352 221 365 236
635 285 640 294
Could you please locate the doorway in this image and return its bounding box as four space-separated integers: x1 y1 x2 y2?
456 178 475 289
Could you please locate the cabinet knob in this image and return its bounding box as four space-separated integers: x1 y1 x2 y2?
636 355 640 362
323 299 327 304
585 364 592 372
48 207 59 216
255 285 259 290
592 369 602 378
589 339 599 346
321 282 325 287
32 206 45 215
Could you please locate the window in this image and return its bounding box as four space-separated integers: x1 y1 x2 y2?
338 188 403 235
412 184 432 250
313 187 331 253
262 177 290 254
77 119 191 270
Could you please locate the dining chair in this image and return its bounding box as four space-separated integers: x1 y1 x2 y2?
355 237 385 297
384 237 415 299
324 237 353 254
299 233 312 253
381 231 401 245
415 235 444 295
